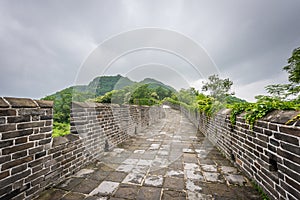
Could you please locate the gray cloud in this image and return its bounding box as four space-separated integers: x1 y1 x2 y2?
0 0 299 101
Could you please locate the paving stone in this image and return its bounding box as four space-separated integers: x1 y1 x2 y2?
137 186 162 200
137 159 152 166
122 158 139 165
163 177 185 190
225 174 246 186
162 190 186 200
187 191 213 200
57 177 84 190
166 170 184 178
116 164 134 173
144 175 163 187
89 181 119 196
185 170 204 180
106 172 127 182
203 172 224 183
122 173 145 185
89 170 110 181
84 196 107 200
133 150 145 154
113 184 139 199
149 144 161 150
132 165 149 174
72 179 101 194
184 163 200 171
37 188 67 200
74 169 95 178
201 164 218 172
220 166 238 174
61 192 86 200
186 179 203 192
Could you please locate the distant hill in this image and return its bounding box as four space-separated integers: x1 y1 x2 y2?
140 78 176 92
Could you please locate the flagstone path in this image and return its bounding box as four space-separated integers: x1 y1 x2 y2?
37 108 262 200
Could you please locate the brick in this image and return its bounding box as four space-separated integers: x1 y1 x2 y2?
7 115 31 123
281 142 300 155
18 108 45 116
270 138 279 146
0 117 6 124
17 122 44 130
4 97 36 108
15 137 28 144
0 155 11 164
281 180 300 199
29 134 45 141
269 123 278 131
25 167 50 183
278 149 300 164
0 139 13 148
0 169 31 187
11 164 28 175
283 159 300 174
29 146 44 155
12 150 28 159
2 143 34 155
0 124 16 132
40 115 52 120
274 132 298 145
39 138 52 145
1 156 33 170
2 129 33 139
286 176 300 191
0 185 12 197
279 126 300 137
0 109 17 116
35 151 46 159
0 170 9 179
40 126 52 133
0 97 9 108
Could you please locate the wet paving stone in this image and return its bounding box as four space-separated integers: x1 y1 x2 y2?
36 109 262 200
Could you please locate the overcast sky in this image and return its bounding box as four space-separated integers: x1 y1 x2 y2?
0 0 300 101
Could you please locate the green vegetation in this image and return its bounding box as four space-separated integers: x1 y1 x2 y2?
251 181 270 200
52 122 70 137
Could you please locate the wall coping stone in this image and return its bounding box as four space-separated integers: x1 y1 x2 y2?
4 97 37 108
52 134 80 146
35 100 53 108
262 110 300 125
0 97 9 108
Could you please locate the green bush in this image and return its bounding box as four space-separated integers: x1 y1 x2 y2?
52 122 70 138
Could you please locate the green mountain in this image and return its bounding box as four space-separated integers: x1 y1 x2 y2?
140 78 176 92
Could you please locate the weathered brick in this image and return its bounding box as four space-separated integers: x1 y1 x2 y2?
34 151 46 159
40 115 52 120
17 108 45 116
35 100 53 108
283 159 300 174
281 142 300 155
12 150 28 159
269 123 278 131
15 137 28 145
11 164 28 175
7 116 31 123
0 124 16 132
17 122 44 130
0 117 6 124
28 146 44 155
0 170 9 179
25 168 50 183
0 139 13 148
2 129 33 139
0 169 31 187
39 138 52 145
0 185 12 197
2 143 34 155
279 126 300 137
0 109 17 116
281 180 300 199
270 138 279 147
29 134 45 141
274 132 298 145
1 156 33 170
277 149 300 164
40 126 52 133
0 155 11 164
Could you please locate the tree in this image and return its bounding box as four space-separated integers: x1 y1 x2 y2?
202 74 234 101
266 47 300 99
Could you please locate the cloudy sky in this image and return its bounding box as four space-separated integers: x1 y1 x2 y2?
0 0 300 101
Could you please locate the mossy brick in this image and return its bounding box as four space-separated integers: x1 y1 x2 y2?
2 129 33 139
4 97 37 108
2 142 34 155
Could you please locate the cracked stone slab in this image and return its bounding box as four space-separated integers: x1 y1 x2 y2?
186 179 202 192
187 191 213 200
137 187 162 200
89 181 119 196
144 175 163 187
123 159 139 165
149 144 160 150
73 169 95 177
201 165 218 172
225 174 246 186
157 150 169 156
220 166 238 174
166 170 184 178
203 172 224 183
162 190 186 200
116 165 134 173
163 177 185 190
113 184 139 199
184 163 200 171
122 173 145 185
113 148 125 153
133 150 145 154
185 170 204 180
137 159 152 166
132 165 149 174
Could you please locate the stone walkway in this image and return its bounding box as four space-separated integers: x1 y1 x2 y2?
37 108 262 200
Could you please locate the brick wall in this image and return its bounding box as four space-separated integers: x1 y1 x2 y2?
176 104 300 200
0 97 165 199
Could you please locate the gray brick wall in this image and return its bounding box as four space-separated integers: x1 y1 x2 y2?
0 97 165 199
176 104 300 200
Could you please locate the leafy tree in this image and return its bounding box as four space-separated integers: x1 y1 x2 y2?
202 74 233 101
284 47 300 84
